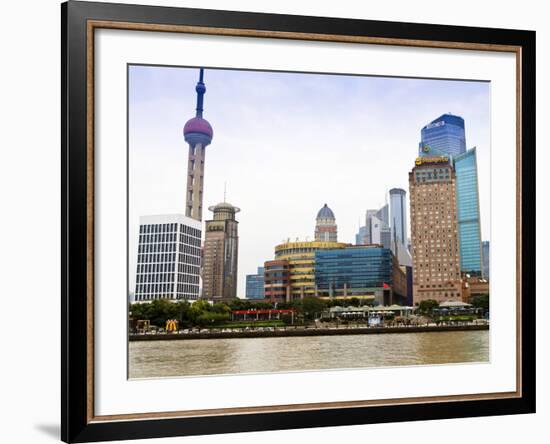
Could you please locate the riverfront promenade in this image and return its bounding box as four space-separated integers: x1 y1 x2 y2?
129 323 489 341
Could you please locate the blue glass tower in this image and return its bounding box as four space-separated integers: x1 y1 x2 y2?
245 267 265 300
418 113 482 276
419 113 466 157
454 148 482 275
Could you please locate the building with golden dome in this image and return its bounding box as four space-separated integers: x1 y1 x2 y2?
264 240 346 302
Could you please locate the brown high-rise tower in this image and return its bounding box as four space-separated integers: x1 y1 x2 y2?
202 202 240 301
409 156 463 304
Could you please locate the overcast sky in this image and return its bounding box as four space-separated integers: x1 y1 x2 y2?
128 65 491 297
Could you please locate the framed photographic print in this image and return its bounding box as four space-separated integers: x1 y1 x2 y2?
61 0 536 442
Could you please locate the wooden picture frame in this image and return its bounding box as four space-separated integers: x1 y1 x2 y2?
61 1 536 442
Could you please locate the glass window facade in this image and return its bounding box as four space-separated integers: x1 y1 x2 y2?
482 241 490 279
315 247 393 295
454 149 482 274
419 114 466 157
245 267 265 300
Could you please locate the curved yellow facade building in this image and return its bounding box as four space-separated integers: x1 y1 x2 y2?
274 241 347 298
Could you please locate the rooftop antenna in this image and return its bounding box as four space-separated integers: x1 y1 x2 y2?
223 181 227 203
195 68 205 118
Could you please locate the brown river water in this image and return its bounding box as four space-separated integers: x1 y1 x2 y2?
129 330 489 379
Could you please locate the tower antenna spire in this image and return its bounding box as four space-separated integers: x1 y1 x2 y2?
195 68 206 118
224 181 227 203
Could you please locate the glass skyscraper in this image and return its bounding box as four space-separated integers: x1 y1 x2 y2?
419 113 466 157
418 113 483 276
454 149 483 275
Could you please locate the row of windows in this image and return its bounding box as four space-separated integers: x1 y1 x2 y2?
137 253 176 264
139 223 201 238
181 254 201 266
137 250 201 265
139 233 201 247
136 273 175 284
135 293 199 301
178 263 200 275
135 282 200 295
418 292 460 298
139 242 177 254
140 223 178 234
140 233 177 244
135 271 199 285
137 263 174 274
135 282 175 294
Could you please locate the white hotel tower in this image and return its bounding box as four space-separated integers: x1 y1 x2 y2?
134 215 202 301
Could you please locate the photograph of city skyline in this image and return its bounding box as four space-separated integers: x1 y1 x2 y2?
128 64 491 378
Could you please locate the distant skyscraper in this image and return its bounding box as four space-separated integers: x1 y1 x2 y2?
315 204 338 242
355 225 368 245
419 113 482 276
409 157 462 304
365 204 391 249
419 113 466 157
134 214 202 302
389 188 407 245
202 202 240 301
389 188 412 267
245 267 265 300
482 241 490 279
183 68 213 222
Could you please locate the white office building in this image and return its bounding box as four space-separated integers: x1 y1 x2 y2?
134 214 202 302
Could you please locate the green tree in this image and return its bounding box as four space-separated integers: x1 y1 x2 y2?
195 311 230 326
470 294 489 311
418 299 439 314
300 296 327 320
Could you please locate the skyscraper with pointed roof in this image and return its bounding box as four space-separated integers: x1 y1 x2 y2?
183 68 213 222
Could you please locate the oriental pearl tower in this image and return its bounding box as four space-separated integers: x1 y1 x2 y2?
183 68 213 222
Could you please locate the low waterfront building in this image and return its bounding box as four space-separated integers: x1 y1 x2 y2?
324 305 415 319
134 214 202 302
314 245 408 306
462 276 489 302
273 240 347 301
230 309 295 322
245 267 265 300
264 259 291 302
